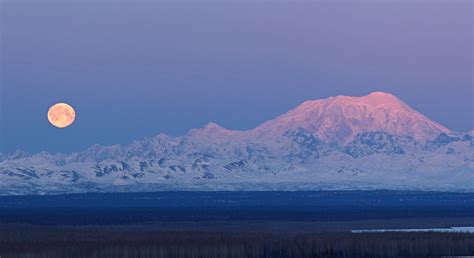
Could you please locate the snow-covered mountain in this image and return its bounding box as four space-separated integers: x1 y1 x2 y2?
251 92 450 143
1 92 472 195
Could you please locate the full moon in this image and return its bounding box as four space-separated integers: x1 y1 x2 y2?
47 103 76 128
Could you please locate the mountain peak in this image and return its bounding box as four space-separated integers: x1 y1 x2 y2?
204 122 225 130
7 150 30 160
329 92 402 105
186 122 244 141
362 91 405 106
252 92 450 143
367 91 397 98
187 122 226 134
300 92 402 108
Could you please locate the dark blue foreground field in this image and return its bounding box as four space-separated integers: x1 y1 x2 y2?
0 191 473 228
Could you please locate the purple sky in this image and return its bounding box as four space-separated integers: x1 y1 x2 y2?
1 0 472 153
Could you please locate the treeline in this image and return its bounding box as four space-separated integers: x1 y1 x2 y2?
0 225 474 258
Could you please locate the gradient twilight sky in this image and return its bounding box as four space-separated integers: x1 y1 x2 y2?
1 0 472 153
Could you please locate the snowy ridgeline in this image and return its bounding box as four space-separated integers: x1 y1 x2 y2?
0 92 473 194
1 129 472 195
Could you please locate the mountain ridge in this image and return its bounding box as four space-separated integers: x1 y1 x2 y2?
0 92 472 195
158 91 452 145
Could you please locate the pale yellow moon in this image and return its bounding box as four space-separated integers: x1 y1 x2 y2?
47 103 76 128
